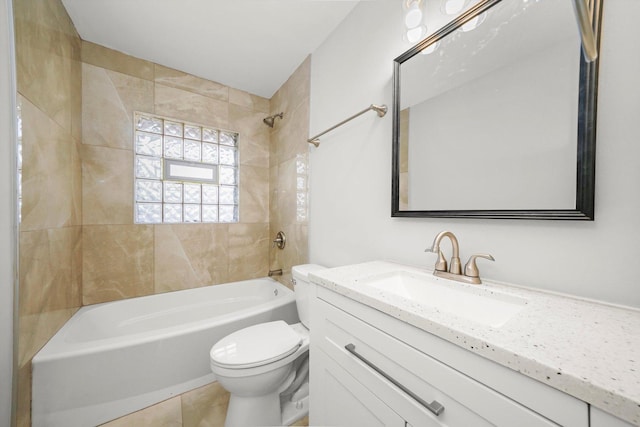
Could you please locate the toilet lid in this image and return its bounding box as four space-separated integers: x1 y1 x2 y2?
210 321 302 369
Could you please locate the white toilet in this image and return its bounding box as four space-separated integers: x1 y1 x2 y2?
209 264 325 427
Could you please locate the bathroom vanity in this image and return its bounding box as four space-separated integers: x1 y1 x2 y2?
308 262 639 426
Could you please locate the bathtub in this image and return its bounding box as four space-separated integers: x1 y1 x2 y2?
32 277 299 427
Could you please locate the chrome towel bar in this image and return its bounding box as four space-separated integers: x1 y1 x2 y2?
308 104 387 147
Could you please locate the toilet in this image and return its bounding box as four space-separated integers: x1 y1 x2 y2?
209 264 325 427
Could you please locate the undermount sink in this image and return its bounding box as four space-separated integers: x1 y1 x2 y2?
356 270 528 328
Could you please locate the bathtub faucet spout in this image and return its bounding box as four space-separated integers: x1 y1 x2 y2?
268 269 283 277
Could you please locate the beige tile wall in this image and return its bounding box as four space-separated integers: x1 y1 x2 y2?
80 41 272 305
13 0 83 425
269 57 311 287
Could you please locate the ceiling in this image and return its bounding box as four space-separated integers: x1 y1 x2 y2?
61 0 360 98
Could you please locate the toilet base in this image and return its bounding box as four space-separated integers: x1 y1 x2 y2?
281 395 309 426
224 392 281 427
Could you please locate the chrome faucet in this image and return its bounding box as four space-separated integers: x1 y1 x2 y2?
425 231 494 285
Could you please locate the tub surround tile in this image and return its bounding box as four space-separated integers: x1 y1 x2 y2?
20 97 80 231
13 0 80 133
271 97 310 165
288 224 309 267
82 63 154 150
239 166 270 224
228 223 270 281
83 225 154 305
14 1 82 425
154 224 229 293
181 382 230 427
229 103 270 140
18 308 77 368
269 164 280 221
82 41 154 81
269 126 279 169
101 396 182 427
71 57 83 142
270 56 311 121
269 58 310 276
277 155 299 194
275 190 299 228
71 138 83 224
311 261 640 426
19 228 82 316
229 87 270 113
154 84 229 130
81 145 133 225
154 64 229 102
239 131 270 168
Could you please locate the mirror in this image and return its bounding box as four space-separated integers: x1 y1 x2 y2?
392 0 601 220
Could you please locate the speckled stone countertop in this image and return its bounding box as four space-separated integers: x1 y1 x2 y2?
309 261 640 426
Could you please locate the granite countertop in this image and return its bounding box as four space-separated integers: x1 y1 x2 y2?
309 261 640 426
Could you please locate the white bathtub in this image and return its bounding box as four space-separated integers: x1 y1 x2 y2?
32 278 298 427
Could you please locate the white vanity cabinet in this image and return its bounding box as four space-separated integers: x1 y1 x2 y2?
309 285 589 427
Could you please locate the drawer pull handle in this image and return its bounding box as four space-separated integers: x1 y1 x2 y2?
345 343 445 417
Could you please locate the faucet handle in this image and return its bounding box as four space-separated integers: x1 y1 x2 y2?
425 247 448 272
464 254 495 278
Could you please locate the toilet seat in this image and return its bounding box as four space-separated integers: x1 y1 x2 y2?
210 321 302 369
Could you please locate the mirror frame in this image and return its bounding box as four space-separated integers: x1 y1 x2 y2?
391 0 601 220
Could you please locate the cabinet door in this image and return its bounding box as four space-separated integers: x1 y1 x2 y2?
590 407 635 427
313 348 406 427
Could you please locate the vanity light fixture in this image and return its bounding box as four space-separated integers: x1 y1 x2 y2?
403 0 427 44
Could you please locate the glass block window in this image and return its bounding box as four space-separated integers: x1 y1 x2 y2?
134 112 239 224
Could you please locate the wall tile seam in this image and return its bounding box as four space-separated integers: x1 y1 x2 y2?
19 225 82 233
81 42 154 82
80 143 133 153
152 83 230 104
17 91 78 136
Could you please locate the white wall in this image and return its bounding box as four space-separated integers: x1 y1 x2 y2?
0 0 16 424
309 0 640 307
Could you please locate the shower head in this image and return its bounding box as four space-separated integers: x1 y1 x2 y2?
263 112 284 128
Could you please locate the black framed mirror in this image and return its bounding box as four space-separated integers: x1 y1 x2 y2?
392 0 601 220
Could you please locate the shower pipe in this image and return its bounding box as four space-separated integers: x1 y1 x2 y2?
307 104 387 147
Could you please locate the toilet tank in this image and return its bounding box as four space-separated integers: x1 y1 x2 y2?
291 264 326 328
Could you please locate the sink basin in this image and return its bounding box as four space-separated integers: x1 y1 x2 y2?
356 270 527 328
